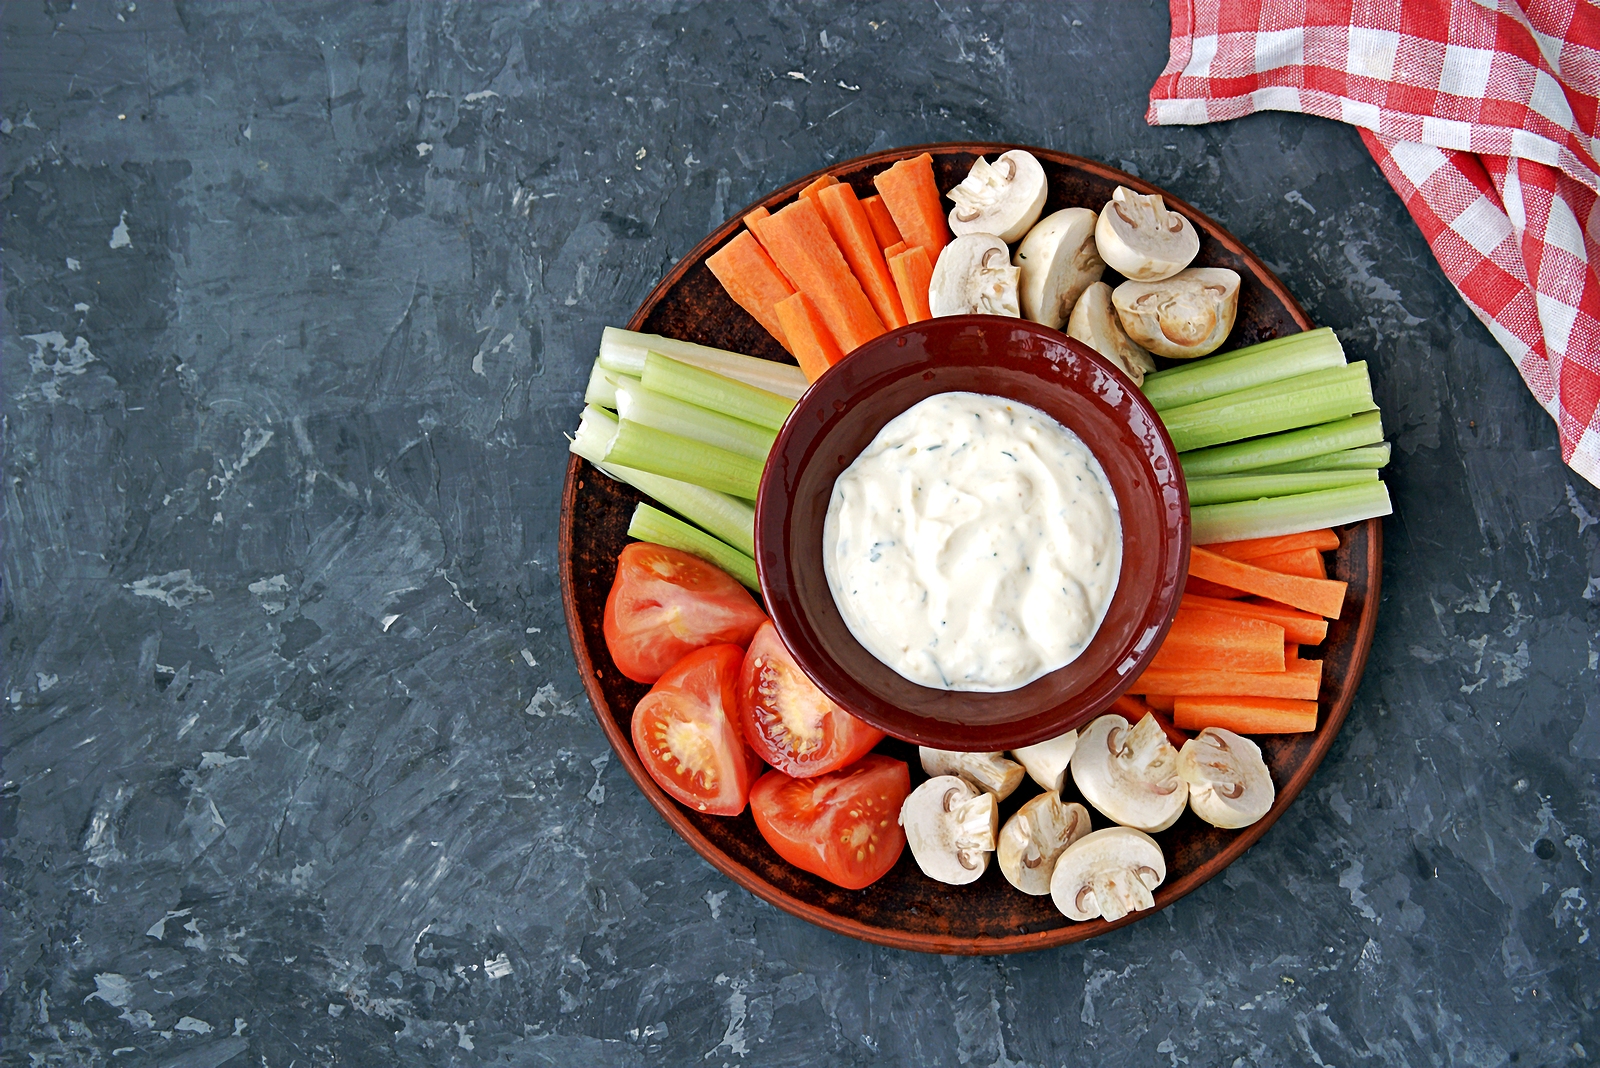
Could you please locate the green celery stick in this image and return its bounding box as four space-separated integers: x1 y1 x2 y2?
604 417 763 500
1180 411 1385 477
628 503 760 590
1253 443 1391 473
599 327 808 399
1186 469 1378 506
615 381 777 461
1142 327 1345 410
641 351 796 431
1190 481 1392 544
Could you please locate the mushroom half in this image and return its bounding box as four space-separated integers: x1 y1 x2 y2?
946 150 1048 244
997 793 1092 896
1066 281 1157 386
919 747 1025 801
1069 713 1188 832
1112 268 1240 359
1177 728 1275 829
928 234 1021 318
1094 185 1200 282
1009 730 1078 794
899 775 999 885
1014 207 1105 330
1049 826 1167 922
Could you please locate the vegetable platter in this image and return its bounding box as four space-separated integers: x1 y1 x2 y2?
559 143 1382 954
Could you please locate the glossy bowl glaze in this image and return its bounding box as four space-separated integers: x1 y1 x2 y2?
756 317 1188 751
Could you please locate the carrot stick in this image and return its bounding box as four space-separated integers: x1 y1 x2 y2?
816 183 908 330
1186 576 1248 600
742 207 794 286
1109 696 1189 747
1134 657 1322 700
1179 594 1328 645
882 240 908 261
1173 696 1317 734
861 194 904 249
798 174 839 202
1189 547 1347 619
1250 546 1327 580
1145 694 1176 712
1202 529 1340 559
873 153 949 259
1148 609 1285 673
706 231 796 354
774 292 842 382
749 199 886 353
888 245 934 323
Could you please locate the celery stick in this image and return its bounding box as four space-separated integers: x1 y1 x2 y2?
584 364 638 409
1162 364 1376 453
568 406 756 555
641 352 796 431
605 417 764 500
1187 469 1377 506
615 382 777 461
1190 481 1392 544
1254 443 1391 474
1180 411 1385 477
628 503 761 590
599 327 808 400
1141 327 1345 411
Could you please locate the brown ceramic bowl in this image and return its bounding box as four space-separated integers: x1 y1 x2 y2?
756 316 1188 751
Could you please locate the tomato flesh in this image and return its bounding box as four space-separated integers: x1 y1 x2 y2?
631 645 764 816
748 754 909 889
604 542 767 683
738 622 885 777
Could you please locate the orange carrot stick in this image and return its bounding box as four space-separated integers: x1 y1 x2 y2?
882 240 908 261
1189 547 1347 619
1133 658 1322 700
1179 594 1328 645
774 292 842 382
1144 694 1176 713
873 153 949 259
1248 546 1327 579
1202 529 1341 559
706 231 796 354
798 174 839 202
749 199 886 353
1186 576 1248 600
816 183 908 330
888 245 933 323
861 194 904 249
1173 696 1317 734
742 207 793 286
1148 609 1286 673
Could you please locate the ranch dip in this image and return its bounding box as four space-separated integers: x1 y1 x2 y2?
823 391 1121 692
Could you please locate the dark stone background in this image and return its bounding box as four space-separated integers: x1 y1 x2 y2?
3 3 1596 1065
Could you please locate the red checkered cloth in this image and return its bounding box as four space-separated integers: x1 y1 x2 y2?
1148 0 1600 488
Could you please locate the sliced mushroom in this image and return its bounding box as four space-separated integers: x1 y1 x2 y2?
919 747 1025 801
946 150 1048 244
1094 185 1200 282
1178 728 1275 829
1112 268 1240 359
997 793 1092 895
1069 713 1188 832
1066 281 1157 386
1009 730 1078 794
1013 208 1105 330
1049 826 1167 922
899 775 999 885
928 234 1021 318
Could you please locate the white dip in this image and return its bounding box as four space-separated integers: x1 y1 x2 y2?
823 391 1121 692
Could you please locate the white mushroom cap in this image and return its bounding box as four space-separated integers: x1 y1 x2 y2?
997 793 1092 895
1178 728 1275 829
946 150 1048 244
1013 208 1105 330
1049 827 1166 922
1009 730 1078 794
1112 268 1240 359
1094 185 1200 282
919 747 1025 801
928 234 1021 318
1070 713 1188 832
1066 281 1156 386
899 775 999 885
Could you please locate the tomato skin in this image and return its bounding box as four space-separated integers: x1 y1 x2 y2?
738 622 886 778
748 755 910 890
631 644 763 816
604 543 767 683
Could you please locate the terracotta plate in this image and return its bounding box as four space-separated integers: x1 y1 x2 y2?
559 143 1382 954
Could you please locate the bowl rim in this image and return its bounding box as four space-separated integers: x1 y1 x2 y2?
753 315 1191 750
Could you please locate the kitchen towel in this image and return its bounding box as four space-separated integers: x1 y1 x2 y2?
1147 0 1600 489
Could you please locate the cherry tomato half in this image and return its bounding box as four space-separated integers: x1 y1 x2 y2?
748 754 910 889
738 621 885 777
631 644 764 816
604 542 767 683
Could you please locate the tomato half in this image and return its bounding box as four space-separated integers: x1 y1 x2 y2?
631 644 764 816
738 621 885 777
748 754 910 889
604 542 768 683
